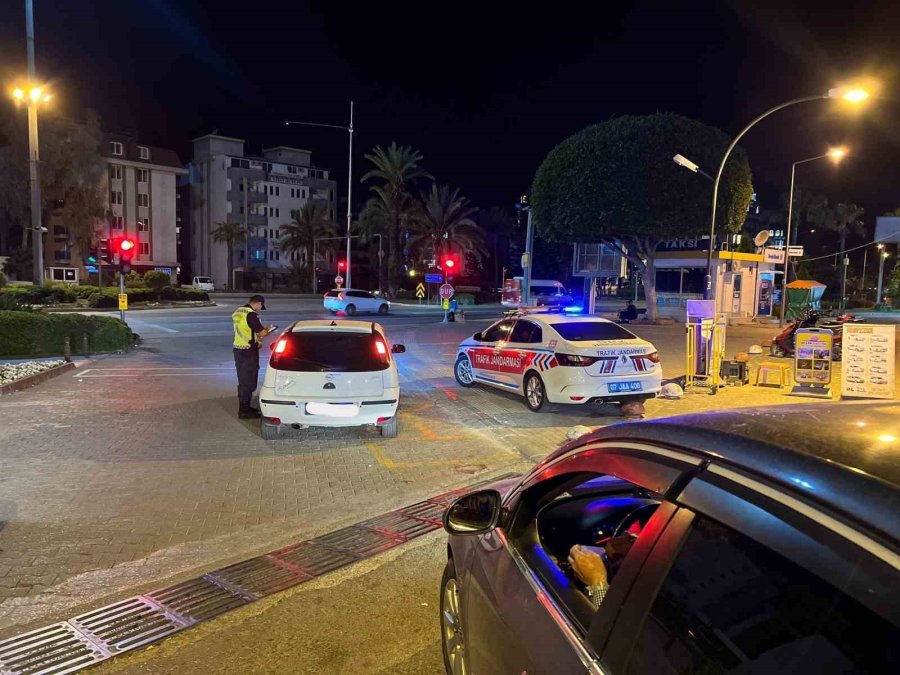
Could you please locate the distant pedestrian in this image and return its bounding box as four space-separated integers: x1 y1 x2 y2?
618 300 638 323
232 295 276 419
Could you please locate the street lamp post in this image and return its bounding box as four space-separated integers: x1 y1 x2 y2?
286 101 354 288
705 87 869 303
875 245 889 306
779 147 847 325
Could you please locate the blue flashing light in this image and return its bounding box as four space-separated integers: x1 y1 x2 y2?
563 306 583 314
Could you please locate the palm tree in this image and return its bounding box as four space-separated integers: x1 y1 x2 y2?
361 142 432 294
279 203 336 292
811 201 866 262
211 221 248 291
409 184 484 273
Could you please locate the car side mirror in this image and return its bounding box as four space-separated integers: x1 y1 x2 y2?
391 344 406 354
443 489 502 535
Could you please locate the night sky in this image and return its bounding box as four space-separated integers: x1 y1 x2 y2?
2 0 899 230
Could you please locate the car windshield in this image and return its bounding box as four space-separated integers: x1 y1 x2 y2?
196 277 211 283
551 321 636 342
533 285 565 296
271 332 388 372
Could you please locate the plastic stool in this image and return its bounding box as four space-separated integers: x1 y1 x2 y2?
755 361 792 389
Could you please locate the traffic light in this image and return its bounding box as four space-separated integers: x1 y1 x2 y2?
119 238 136 273
99 238 110 263
87 246 98 265
337 260 346 271
443 256 456 270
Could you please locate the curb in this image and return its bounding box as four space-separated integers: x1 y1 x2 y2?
43 302 217 313
0 361 76 396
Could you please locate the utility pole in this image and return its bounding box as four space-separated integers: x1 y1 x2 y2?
345 101 354 289
25 0 44 285
243 176 249 291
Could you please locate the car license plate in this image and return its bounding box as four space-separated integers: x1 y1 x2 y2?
306 402 359 417
609 381 642 393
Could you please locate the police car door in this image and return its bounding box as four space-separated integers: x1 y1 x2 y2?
507 319 544 390
469 319 516 389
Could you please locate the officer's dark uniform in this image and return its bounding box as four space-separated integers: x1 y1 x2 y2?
232 295 268 418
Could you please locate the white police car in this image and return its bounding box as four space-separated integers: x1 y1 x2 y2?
258 320 405 440
453 310 662 411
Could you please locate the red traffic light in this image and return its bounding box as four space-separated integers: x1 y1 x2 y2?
443 258 455 269
119 239 136 252
337 260 346 270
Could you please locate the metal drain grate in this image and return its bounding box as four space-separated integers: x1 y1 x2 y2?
358 511 441 541
0 623 103 675
205 556 310 600
270 541 357 577
69 597 186 655
145 577 249 624
311 526 404 558
0 473 520 674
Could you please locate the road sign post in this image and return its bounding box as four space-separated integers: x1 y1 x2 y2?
415 282 425 304
440 284 455 323
334 275 344 289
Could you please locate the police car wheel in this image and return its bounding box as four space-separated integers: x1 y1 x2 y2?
345 304 357 316
260 418 282 441
454 355 475 387
380 416 399 438
378 303 389 314
524 372 546 412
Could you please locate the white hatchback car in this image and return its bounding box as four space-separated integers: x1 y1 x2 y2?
454 310 662 411
192 276 215 292
323 289 390 316
258 320 405 440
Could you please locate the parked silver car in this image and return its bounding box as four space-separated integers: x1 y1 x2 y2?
440 402 900 674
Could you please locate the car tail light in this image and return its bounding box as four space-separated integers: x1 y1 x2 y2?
377 416 392 424
274 338 288 354
556 353 601 367
264 416 281 424
375 340 387 356
569 396 585 401
645 351 660 363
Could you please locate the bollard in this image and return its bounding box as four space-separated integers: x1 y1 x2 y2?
81 333 90 356
63 336 72 363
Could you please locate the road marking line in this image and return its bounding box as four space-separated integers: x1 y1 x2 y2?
131 321 178 333
365 442 513 469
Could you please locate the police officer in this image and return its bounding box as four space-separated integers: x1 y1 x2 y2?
232 294 275 418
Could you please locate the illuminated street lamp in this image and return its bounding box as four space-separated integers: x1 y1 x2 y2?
875 245 890 307
779 146 848 324
10 80 52 284
705 84 871 302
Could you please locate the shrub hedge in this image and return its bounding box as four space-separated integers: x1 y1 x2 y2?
0 285 209 307
0 311 136 357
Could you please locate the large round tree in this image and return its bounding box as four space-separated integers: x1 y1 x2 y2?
531 113 753 320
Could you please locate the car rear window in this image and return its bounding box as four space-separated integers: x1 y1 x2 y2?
550 321 636 342
271 332 389 372
195 277 211 283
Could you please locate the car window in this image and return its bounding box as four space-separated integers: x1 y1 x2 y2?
325 290 342 297
551 321 636 342
627 516 900 674
510 472 666 633
270 332 389 372
533 285 565 297
480 319 515 343
346 291 372 299
195 277 211 283
510 320 543 344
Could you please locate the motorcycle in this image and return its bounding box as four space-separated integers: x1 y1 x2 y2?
770 310 844 361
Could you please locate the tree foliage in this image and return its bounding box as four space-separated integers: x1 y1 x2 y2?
531 114 753 318
408 184 484 268
211 221 248 291
0 111 106 253
361 142 432 294
279 203 337 292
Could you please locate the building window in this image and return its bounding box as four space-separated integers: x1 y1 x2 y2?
110 141 123 156
275 229 280 239
275 251 280 261
109 165 122 180
231 157 250 169
111 216 124 229
138 146 150 160
275 208 280 218
137 169 149 183
138 218 150 232
262 162 271 173
239 181 244 192
275 186 280 196
137 194 149 208
140 242 150 255
239 205 244 215
110 191 123 205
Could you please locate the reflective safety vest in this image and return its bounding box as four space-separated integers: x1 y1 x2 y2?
232 306 260 349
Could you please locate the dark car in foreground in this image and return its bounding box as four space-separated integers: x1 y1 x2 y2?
440 402 900 674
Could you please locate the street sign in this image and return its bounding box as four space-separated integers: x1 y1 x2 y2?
415 283 425 299
763 247 785 264
442 298 450 310
789 328 833 398
334 275 344 288
425 273 443 284
118 294 128 311
439 283 455 300
788 246 804 257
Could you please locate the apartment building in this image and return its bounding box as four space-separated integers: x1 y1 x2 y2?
44 133 186 283
187 134 337 289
